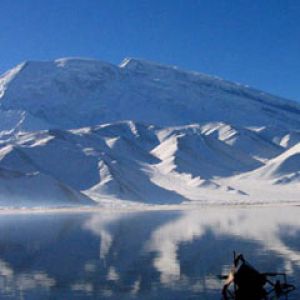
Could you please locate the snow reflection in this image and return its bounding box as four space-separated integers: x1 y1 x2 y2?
0 206 299 299
146 207 300 286
0 260 55 298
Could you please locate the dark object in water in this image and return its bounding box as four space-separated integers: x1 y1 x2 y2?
220 252 295 300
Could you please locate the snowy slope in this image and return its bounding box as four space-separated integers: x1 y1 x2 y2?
0 120 297 206
1 58 300 131
0 58 299 207
243 142 300 184
0 167 94 207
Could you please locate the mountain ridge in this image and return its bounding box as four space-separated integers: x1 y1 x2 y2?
1 57 300 130
0 58 299 207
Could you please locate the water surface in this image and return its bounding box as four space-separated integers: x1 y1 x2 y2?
0 206 299 299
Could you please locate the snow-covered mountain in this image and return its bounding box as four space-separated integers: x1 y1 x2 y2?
0 58 299 207
1 57 300 131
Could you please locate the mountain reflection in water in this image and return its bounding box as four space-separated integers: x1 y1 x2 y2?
0 206 299 299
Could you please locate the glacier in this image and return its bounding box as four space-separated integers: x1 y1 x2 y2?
0 57 299 207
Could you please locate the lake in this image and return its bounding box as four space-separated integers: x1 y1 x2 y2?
0 206 299 299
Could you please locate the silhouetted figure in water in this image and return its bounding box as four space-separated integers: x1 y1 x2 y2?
221 253 295 300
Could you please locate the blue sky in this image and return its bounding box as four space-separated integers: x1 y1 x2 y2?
0 0 299 102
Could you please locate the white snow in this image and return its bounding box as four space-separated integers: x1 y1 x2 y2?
0 167 94 207
1 57 300 130
0 57 299 208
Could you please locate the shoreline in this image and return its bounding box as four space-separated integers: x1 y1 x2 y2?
0 200 299 215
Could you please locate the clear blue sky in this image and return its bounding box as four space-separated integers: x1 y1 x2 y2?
0 0 299 102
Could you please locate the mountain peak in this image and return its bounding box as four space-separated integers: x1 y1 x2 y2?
0 57 300 131
119 57 180 73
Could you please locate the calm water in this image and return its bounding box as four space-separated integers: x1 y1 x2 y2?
0 206 299 299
